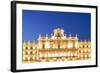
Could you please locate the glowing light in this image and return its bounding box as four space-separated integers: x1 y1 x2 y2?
28 46 30 50
88 49 91 52
67 52 70 56
81 50 83 53
33 56 35 59
52 53 55 57
85 49 87 52
81 55 83 58
61 53 63 56
80 45 83 48
63 44 66 48
33 46 35 49
70 53 73 56
36 57 39 60
37 43 42 49
63 52 66 56
23 51 26 55
23 57 26 60
50 54 52 57
45 42 50 48
74 53 77 56
28 51 30 55
39 53 42 57
58 53 61 57
85 55 87 58
84 45 87 48
32 51 35 54
44 54 47 57
75 42 79 48
22 28 91 62
68 42 73 48
78 55 80 58
23 46 25 50
60 46 62 48
53 45 55 48
27 57 30 61
55 52 58 57
88 45 91 48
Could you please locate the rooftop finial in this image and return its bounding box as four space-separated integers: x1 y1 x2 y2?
75 34 78 37
75 34 79 40
46 34 48 39
69 34 71 38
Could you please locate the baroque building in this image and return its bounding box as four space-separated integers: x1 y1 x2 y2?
22 28 91 63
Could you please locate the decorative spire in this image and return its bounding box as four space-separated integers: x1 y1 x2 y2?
46 34 48 39
75 34 78 40
75 34 78 37
51 33 53 37
69 34 71 38
38 34 41 40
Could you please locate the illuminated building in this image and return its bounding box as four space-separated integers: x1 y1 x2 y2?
22 28 91 63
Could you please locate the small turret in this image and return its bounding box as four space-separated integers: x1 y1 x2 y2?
75 34 78 40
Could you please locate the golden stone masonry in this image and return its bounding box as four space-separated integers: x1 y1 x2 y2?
22 28 91 63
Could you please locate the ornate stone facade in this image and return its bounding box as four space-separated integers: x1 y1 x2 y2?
22 28 91 63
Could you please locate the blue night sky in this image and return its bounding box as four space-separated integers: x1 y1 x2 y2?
22 10 91 42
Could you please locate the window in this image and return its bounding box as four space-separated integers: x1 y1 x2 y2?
68 42 73 48
45 42 50 49
25 47 28 50
30 47 33 50
75 42 79 48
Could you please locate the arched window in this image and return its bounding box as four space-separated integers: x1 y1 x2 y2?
30 51 33 54
30 47 33 50
25 47 28 50
75 42 79 48
37 42 42 49
63 43 66 48
45 42 50 49
68 42 73 49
